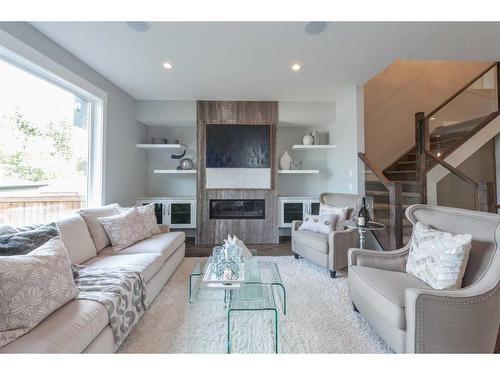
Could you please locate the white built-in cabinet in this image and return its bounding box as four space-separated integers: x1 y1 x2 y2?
136 197 196 229
278 197 320 228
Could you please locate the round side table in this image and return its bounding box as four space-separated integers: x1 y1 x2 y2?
343 220 385 249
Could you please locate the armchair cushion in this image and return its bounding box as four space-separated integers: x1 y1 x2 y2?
298 213 338 235
349 265 430 330
292 229 328 254
406 222 472 289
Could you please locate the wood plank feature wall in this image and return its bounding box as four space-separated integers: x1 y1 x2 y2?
196 101 279 244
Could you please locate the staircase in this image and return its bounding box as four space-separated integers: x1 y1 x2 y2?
367 123 475 245
360 61 500 250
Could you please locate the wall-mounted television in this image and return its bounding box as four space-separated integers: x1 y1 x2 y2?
206 124 270 168
205 124 271 189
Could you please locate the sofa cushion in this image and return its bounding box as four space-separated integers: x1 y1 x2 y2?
349 265 430 330
293 229 328 254
0 300 108 353
99 231 185 262
76 204 121 252
84 253 165 282
56 214 97 264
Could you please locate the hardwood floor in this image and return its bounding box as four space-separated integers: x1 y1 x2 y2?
185 236 293 257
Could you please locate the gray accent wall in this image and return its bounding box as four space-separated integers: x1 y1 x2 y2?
0 22 148 206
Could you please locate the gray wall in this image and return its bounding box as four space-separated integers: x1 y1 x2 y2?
0 22 147 206
144 126 197 197
136 100 342 199
327 85 364 195
437 139 496 210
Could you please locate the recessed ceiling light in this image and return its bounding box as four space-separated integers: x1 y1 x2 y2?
163 62 173 70
304 22 328 35
291 63 302 71
125 22 149 33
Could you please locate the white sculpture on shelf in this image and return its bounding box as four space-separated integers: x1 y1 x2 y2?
279 151 292 170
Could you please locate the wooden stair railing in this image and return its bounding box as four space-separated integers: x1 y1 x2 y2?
414 117 497 212
424 151 495 212
358 152 403 250
411 61 500 212
385 61 500 178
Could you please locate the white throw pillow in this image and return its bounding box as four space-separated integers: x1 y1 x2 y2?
319 204 348 230
406 222 472 289
299 214 338 235
98 207 150 252
0 238 78 349
136 204 161 236
77 203 121 252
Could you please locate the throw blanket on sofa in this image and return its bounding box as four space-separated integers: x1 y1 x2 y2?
72 265 147 347
0 223 59 256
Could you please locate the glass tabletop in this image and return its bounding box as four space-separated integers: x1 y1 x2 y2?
188 255 286 314
343 219 385 231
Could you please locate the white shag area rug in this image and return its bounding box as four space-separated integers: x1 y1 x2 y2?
119 256 393 354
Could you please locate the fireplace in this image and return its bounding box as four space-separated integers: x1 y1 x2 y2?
209 199 265 220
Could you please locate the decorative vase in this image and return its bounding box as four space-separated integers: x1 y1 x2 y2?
311 130 319 145
180 158 194 170
279 151 292 170
302 134 314 145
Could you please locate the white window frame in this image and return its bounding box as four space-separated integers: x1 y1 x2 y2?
0 30 107 207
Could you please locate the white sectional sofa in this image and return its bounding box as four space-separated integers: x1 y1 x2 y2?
0 212 185 353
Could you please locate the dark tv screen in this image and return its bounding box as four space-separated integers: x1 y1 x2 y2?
206 124 270 168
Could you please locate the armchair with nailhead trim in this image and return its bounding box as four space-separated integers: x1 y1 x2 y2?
291 193 360 278
348 204 500 353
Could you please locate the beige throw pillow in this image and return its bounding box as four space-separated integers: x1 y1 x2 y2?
77 204 121 252
0 238 78 349
406 222 472 289
136 204 161 236
98 207 149 252
298 214 338 235
319 204 348 230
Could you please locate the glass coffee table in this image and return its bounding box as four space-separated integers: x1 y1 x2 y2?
188 254 286 353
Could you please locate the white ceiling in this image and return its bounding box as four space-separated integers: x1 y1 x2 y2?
30 22 500 101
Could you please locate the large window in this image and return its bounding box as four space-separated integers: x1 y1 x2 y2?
0 56 97 226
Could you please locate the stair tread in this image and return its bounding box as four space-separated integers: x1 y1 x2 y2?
374 203 412 209
386 170 416 174
366 190 419 197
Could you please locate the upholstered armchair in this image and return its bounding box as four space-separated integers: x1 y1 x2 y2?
348 204 500 353
291 193 360 278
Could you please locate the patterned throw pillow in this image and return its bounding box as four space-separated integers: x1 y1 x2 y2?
98 207 150 252
319 204 349 230
0 237 78 349
77 204 122 252
406 222 472 289
298 214 338 235
136 204 161 236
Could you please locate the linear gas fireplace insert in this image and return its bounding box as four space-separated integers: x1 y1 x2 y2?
209 199 265 220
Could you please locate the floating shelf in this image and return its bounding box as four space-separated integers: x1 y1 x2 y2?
153 170 197 174
136 144 186 149
278 170 319 174
291 145 337 150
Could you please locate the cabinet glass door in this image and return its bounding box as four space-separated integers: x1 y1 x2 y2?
310 202 320 215
283 202 303 224
170 203 192 225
